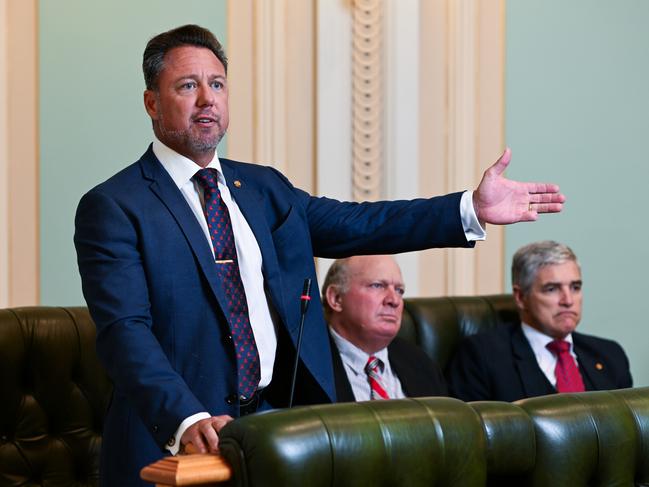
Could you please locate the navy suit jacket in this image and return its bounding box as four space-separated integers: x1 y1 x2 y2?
74 146 471 485
331 336 448 402
446 323 633 403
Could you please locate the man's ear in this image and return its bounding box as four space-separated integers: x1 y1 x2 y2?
513 285 526 311
325 285 344 312
144 90 159 120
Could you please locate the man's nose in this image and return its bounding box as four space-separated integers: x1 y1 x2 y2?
197 83 215 106
559 287 574 306
384 287 402 307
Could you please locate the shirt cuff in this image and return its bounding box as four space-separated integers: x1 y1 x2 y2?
460 191 486 242
166 412 211 455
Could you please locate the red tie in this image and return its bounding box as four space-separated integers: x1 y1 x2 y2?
546 339 585 393
365 356 390 400
194 168 260 400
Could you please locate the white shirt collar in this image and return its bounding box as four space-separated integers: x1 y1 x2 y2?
151 135 225 189
521 322 574 352
329 326 389 376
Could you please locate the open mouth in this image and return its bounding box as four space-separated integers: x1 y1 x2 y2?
194 114 219 125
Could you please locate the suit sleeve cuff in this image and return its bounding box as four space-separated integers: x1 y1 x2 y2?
460 191 486 241
165 412 211 455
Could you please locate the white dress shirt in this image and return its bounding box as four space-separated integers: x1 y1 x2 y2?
521 323 580 387
329 327 406 401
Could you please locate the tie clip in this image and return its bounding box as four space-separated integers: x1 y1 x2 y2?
215 259 234 264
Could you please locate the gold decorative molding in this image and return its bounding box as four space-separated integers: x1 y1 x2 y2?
352 0 384 201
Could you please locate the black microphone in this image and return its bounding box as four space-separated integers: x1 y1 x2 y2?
288 278 312 408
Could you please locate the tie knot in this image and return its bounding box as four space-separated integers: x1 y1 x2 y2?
365 355 383 375
546 339 571 355
194 168 219 189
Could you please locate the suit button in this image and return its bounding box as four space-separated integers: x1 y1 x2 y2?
226 394 238 405
153 425 159 433
167 437 176 447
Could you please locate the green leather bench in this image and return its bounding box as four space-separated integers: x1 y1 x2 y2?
218 388 649 486
2 300 647 486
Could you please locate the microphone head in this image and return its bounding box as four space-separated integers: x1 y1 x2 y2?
301 278 312 298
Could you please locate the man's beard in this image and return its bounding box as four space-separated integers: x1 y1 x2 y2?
158 121 225 155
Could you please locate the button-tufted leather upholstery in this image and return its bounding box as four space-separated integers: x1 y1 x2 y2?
399 294 519 368
0 307 112 486
4 299 648 487
218 388 649 486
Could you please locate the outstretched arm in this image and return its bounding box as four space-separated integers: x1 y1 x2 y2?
472 147 566 225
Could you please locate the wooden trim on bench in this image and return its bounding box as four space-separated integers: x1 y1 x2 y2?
140 453 232 486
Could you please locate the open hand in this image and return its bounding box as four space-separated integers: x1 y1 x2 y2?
472 147 566 225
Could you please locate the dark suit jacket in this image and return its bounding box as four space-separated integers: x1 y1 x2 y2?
445 323 633 402
331 335 448 401
74 146 471 485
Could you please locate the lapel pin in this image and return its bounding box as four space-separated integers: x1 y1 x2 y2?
234 180 242 188
595 362 604 370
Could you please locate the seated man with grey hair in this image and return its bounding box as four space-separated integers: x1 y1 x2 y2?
447 240 632 402
322 255 447 401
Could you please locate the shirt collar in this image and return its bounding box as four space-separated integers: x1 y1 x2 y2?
152 135 225 189
329 326 389 375
521 322 574 352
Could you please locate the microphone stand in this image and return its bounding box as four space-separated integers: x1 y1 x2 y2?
288 278 312 408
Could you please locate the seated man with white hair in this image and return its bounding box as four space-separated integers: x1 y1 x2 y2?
322 255 447 401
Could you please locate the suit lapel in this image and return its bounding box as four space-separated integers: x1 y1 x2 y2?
573 334 609 391
220 161 288 325
139 149 230 309
511 325 556 397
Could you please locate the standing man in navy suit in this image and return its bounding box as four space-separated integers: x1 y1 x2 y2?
447 241 632 402
74 24 565 485
323 255 447 401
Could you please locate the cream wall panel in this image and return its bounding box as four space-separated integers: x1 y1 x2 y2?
316 0 353 202
0 1 9 306
228 0 315 193
418 0 505 297
418 0 450 297
474 0 505 294
384 0 421 295
227 0 255 162
2 0 39 306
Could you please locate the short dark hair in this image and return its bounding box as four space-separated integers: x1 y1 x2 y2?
142 24 228 90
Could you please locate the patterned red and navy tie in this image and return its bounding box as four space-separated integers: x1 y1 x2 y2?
194 168 260 400
365 355 390 400
546 339 585 393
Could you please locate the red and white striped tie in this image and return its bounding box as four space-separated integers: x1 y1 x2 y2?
365 355 390 400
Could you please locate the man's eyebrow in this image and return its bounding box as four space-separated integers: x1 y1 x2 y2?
173 73 226 82
540 281 560 287
540 279 582 287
